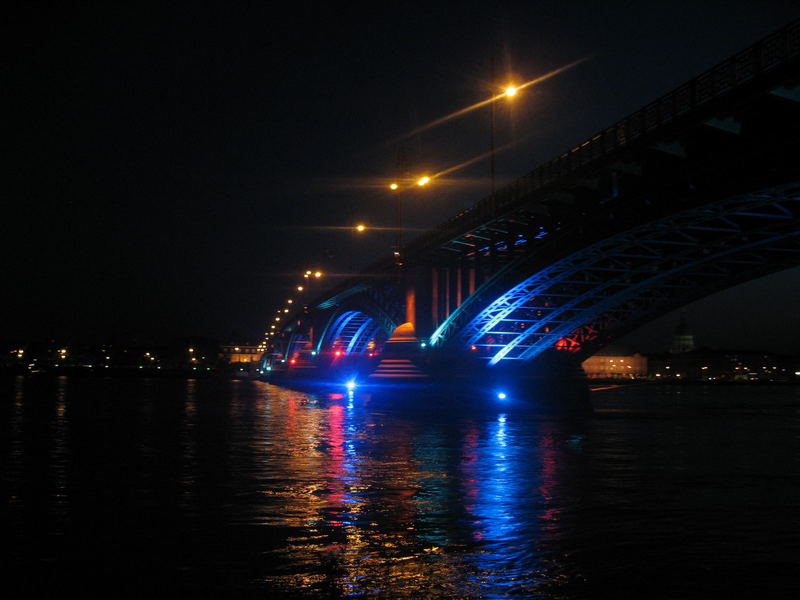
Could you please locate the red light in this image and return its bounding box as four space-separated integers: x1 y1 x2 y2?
335 350 341 357
290 358 296 364
470 345 477 351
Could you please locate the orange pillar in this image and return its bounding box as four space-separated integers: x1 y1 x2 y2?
444 268 451 318
405 287 416 328
431 268 439 328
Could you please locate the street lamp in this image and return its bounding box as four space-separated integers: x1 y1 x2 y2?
389 174 430 267
491 83 518 197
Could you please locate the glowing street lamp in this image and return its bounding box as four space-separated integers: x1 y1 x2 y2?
389 171 432 267
356 224 366 232
491 83 518 196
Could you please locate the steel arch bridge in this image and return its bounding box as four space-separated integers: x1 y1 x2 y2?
268 20 800 374
428 184 800 364
279 280 403 364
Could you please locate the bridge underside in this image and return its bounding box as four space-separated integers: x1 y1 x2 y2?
431 184 800 364
318 309 388 355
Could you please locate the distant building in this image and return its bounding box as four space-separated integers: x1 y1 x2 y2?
582 346 648 379
220 344 261 364
648 350 799 382
669 313 695 354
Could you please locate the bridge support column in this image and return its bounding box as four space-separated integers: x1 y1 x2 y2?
456 265 462 307
431 267 439 330
405 287 416 329
468 266 475 296
444 267 451 319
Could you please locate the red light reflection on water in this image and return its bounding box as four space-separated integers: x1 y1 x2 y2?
324 404 346 508
537 432 561 525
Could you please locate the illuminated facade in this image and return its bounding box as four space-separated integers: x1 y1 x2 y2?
220 344 261 364
581 347 648 379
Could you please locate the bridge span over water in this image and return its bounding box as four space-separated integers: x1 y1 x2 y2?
267 21 800 381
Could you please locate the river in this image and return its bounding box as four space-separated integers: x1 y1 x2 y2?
2 375 799 598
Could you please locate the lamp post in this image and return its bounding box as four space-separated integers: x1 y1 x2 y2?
490 84 518 199
389 174 429 268
350 223 367 271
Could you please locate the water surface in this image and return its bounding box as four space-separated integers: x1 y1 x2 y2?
2 376 799 597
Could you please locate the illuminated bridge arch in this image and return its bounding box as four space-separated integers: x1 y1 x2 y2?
430 184 800 365
317 309 393 355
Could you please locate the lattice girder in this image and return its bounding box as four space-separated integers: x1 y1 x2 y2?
431 185 800 364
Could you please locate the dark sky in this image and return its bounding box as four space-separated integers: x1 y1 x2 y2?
5 1 800 352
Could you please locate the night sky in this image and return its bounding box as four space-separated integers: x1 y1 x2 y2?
5 1 800 352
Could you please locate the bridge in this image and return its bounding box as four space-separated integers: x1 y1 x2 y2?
266 21 800 382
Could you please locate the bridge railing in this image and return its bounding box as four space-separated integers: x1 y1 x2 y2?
403 19 799 256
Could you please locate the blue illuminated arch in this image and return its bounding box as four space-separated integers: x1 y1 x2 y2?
430 184 800 364
317 310 388 355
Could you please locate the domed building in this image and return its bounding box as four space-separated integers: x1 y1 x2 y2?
669 314 696 354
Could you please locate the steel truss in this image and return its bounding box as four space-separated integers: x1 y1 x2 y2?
315 309 392 355
431 184 800 364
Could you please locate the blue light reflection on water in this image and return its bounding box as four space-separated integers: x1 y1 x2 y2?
3 376 800 598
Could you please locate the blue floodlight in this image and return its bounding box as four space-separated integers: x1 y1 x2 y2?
346 380 357 391
497 392 507 400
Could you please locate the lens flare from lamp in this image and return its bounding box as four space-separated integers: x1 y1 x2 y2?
346 380 357 391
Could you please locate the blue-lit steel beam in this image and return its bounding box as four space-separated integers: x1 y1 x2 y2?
315 308 393 356
431 184 799 364
346 318 374 354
